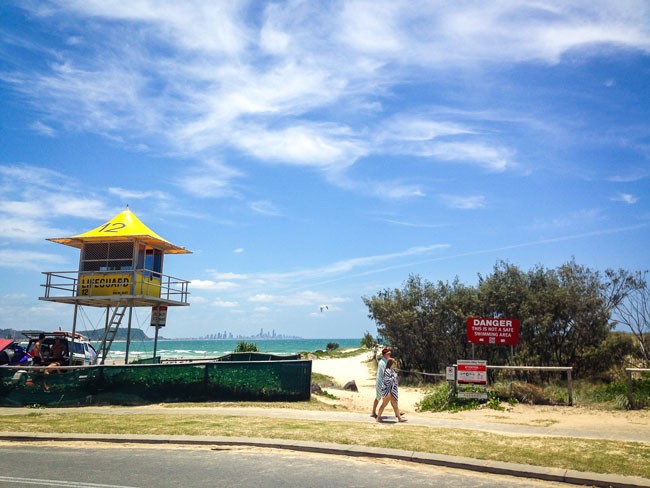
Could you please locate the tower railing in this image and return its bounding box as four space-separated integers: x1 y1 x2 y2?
40 269 190 306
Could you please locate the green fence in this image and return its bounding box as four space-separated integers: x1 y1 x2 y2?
0 358 312 407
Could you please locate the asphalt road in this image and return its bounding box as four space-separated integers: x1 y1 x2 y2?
0 444 577 488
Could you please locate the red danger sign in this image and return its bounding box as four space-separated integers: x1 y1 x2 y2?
467 317 520 345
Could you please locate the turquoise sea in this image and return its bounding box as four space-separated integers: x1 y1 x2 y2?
101 338 362 362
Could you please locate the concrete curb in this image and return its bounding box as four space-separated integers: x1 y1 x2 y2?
2 432 649 488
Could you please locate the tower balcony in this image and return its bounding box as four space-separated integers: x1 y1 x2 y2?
40 269 191 308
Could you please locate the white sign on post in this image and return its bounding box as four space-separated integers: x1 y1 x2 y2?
445 366 455 381
456 359 488 400
151 305 168 327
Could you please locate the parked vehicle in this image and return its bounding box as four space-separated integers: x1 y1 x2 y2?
0 339 32 366
23 331 98 366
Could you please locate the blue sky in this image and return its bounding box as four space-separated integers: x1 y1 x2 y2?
1 1 649 339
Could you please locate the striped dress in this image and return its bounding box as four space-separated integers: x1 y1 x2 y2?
380 367 399 401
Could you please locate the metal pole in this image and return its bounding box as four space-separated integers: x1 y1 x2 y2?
509 345 514 398
627 369 633 409
124 305 133 365
153 325 159 360
69 304 79 366
101 305 110 365
567 369 573 406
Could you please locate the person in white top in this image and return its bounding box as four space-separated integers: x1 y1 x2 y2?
371 347 391 418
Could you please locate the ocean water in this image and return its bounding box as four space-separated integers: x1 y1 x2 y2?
101 338 362 362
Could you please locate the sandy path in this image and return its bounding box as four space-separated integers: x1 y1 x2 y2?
310 350 427 415
310 351 650 439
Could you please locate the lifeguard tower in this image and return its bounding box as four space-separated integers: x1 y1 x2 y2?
40 208 191 364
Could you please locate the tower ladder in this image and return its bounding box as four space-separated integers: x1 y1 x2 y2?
98 306 127 364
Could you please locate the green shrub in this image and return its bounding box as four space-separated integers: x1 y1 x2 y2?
326 342 339 351
234 341 259 352
360 332 375 349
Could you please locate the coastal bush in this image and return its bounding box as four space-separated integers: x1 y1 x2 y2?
326 342 339 351
360 331 375 349
363 260 645 380
575 377 650 409
417 382 483 412
234 340 259 353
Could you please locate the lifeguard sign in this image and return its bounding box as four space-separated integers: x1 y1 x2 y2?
467 317 520 345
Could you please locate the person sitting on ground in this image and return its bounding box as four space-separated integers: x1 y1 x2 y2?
376 358 407 423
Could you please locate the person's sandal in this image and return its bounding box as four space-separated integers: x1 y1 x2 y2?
398 417 408 422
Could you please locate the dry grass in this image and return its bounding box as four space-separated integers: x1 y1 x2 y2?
1 411 649 479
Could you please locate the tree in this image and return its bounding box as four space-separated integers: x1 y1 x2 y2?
611 271 649 366
363 275 479 374
478 260 613 376
363 260 635 379
360 331 376 349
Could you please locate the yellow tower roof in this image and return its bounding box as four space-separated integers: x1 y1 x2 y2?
48 208 191 254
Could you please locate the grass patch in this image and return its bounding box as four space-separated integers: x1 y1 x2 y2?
419 377 650 411
0 411 648 479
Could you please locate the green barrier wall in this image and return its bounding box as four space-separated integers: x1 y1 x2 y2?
0 359 312 407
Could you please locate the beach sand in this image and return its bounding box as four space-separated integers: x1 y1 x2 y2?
310 350 650 433
310 349 426 414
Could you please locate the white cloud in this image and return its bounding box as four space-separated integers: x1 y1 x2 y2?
611 193 638 204
418 141 513 172
255 244 449 284
440 194 486 210
528 208 604 231
176 160 244 198
207 271 249 280
232 123 366 171
30 121 57 137
249 200 283 217
247 290 349 308
108 187 169 201
0 249 67 270
212 298 239 308
191 279 240 291
6 1 649 201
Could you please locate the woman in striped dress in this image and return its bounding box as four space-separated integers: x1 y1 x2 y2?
376 358 407 422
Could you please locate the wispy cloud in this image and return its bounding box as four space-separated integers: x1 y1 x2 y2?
191 279 241 291
611 193 638 204
249 200 284 217
527 208 604 232
0 249 67 270
376 218 447 228
440 194 486 210
0 164 118 242
248 290 349 308
194 244 449 311
108 187 169 201
30 121 57 137
7 1 647 199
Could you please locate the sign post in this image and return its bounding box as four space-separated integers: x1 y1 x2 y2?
151 305 168 360
466 317 521 399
